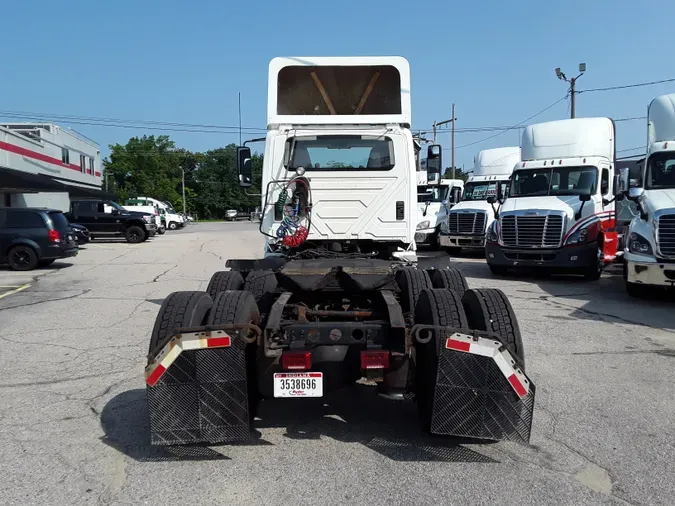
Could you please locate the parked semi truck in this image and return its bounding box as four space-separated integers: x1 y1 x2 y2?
144 57 535 447
415 177 464 248
622 93 675 296
486 117 620 279
440 146 520 253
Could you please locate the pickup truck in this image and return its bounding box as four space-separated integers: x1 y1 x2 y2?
66 200 157 243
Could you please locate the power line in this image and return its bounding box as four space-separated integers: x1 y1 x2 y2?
451 95 569 150
579 78 675 93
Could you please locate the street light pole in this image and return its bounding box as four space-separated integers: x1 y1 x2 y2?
181 167 186 215
555 63 586 119
434 104 457 177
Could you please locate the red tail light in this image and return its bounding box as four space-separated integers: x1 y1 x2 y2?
360 350 390 370
48 230 61 243
281 351 312 370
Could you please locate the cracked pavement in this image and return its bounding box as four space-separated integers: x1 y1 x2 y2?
0 222 674 505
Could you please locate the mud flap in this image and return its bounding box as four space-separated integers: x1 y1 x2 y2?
422 329 535 443
145 325 259 446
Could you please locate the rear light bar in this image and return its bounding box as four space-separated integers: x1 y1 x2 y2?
281 351 312 370
360 350 390 370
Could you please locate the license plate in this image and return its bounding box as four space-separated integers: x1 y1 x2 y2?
273 372 323 398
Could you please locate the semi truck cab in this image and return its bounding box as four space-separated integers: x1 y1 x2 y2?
623 94 675 296
486 118 620 279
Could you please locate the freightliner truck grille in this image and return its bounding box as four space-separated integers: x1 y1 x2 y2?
658 214 675 258
501 214 564 248
447 211 487 235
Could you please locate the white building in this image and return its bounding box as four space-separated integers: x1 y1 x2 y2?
0 123 112 210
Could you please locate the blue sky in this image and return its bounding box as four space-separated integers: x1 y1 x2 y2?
3 0 675 170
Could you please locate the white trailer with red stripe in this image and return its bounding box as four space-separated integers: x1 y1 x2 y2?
0 123 101 210
486 117 620 279
144 57 535 447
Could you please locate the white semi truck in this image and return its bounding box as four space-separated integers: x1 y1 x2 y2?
440 146 520 253
415 177 464 248
486 117 620 279
143 56 534 447
622 93 675 296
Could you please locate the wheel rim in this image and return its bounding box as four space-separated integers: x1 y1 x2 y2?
129 230 140 241
11 250 31 268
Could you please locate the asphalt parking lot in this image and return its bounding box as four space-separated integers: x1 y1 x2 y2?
1 221 674 506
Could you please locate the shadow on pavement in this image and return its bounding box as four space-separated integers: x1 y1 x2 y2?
100 386 497 464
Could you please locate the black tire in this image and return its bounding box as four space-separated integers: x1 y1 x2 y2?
125 225 145 243
168 222 177 230
38 259 56 267
243 270 278 313
148 291 213 356
428 268 469 294
413 288 469 432
157 226 166 235
489 264 508 276
207 291 261 420
626 282 647 298
395 267 433 313
582 246 603 281
7 245 39 271
462 288 525 369
206 270 245 300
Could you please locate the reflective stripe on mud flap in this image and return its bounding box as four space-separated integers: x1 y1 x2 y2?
145 330 233 386
445 332 530 398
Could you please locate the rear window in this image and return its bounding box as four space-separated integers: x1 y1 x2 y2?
48 211 70 233
5 210 45 228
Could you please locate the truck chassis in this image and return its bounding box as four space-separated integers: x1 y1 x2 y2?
145 258 535 446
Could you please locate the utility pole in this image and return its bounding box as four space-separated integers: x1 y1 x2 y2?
433 104 457 177
181 167 186 215
238 92 242 146
451 103 456 179
555 63 586 118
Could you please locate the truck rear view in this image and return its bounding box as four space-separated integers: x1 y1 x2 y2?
143 56 535 448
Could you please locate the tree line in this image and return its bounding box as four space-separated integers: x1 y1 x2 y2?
103 134 470 220
103 135 263 220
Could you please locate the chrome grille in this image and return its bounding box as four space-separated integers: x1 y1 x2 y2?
447 212 487 235
501 214 564 248
657 214 675 258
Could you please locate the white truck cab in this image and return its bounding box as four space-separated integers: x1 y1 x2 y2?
439 146 520 253
486 118 620 279
623 93 675 296
235 56 431 262
415 177 464 248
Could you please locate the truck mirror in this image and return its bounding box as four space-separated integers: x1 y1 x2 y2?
426 144 442 175
615 167 630 195
579 193 592 202
451 186 462 203
628 187 644 200
237 146 253 187
487 195 497 205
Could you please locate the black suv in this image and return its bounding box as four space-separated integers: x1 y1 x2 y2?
0 208 78 271
66 200 157 243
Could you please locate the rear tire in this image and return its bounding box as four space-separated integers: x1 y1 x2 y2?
206 270 245 300
428 268 469 295
243 270 278 314
148 291 213 356
414 288 469 432
125 225 145 243
207 291 261 421
462 288 525 369
8 245 38 271
395 267 433 314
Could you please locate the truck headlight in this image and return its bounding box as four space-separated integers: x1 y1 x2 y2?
417 220 430 230
487 221 499 243
564 222 600 246
628 232 653 256
143 215 152 223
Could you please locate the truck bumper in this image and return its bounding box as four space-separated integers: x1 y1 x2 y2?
439 234 485 249
145 224 157 237
625 257 675 287
485 241 597 271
